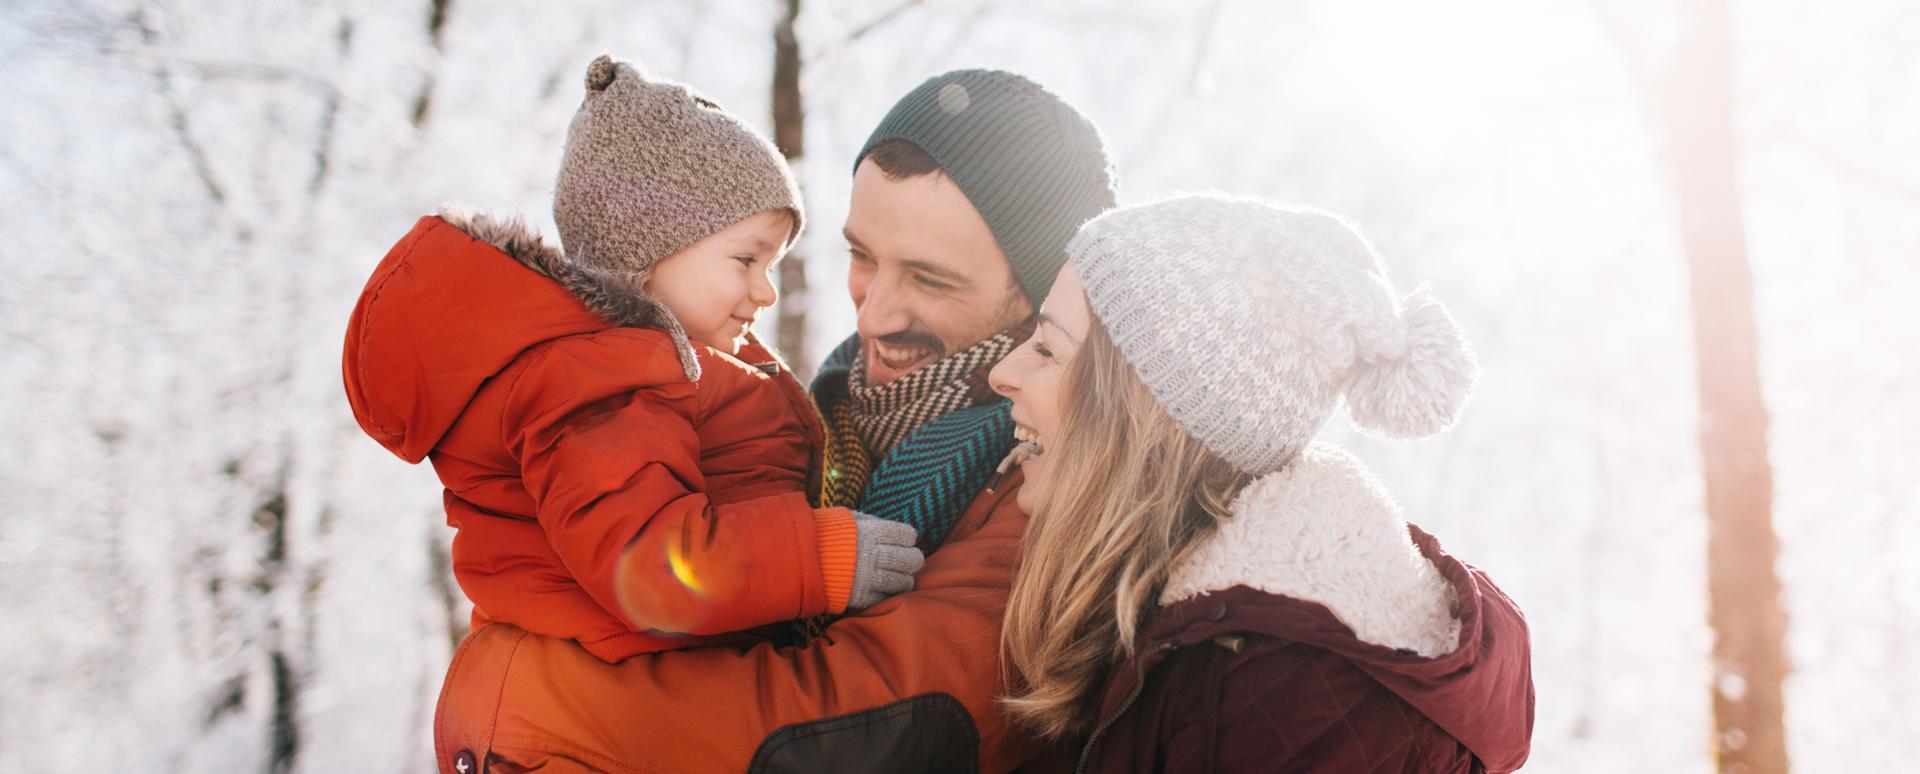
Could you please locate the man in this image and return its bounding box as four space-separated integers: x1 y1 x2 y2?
431 69 1118 773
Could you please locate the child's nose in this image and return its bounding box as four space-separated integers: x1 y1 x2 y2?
750 273 779 307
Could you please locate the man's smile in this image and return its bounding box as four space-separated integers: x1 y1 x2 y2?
865 338 943 384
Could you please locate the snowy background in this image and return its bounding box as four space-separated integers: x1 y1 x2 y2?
3 0 1916 771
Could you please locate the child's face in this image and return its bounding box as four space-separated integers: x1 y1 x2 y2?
645 209 793 356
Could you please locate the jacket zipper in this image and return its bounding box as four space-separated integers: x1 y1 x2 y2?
1074 641 1178 774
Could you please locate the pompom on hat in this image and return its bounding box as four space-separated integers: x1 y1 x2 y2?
1069 193 1480 476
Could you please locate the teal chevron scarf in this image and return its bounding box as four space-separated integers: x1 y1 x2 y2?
811 324 1029 549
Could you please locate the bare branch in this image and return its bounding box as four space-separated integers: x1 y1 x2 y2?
152 69 227 205
837 0 925 48
413 0 453 128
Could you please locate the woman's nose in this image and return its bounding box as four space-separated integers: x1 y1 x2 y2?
989 356 1019 399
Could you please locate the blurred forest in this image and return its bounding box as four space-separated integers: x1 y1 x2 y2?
1 0 1915 771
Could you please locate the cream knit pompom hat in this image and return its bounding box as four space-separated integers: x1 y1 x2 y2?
1070 193 1480 476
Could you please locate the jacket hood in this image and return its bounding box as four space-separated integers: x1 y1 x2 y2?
1149 444 1534 771
342 208 698 464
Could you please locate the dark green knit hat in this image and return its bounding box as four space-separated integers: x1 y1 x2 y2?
856 69 1118 304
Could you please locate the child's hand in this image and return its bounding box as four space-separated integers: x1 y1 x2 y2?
846 512 925 610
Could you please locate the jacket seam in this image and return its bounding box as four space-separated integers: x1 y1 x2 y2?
358 218 446 440
483 629 529 761
434 625 527 773
490 732 642 774
432 620 474 769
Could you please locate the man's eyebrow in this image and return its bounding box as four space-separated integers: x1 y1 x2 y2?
842 227 868 251
899 257 972 287
1036 313 1079 345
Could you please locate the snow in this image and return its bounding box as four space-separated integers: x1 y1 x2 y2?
2 0 1914 770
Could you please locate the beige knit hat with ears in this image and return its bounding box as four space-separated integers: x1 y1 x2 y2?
551 55 804 379
1069 193 1480 476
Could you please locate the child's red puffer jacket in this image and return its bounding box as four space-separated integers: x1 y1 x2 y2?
343 212 860 662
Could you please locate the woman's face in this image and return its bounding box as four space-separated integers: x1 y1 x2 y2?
988 261 1093 514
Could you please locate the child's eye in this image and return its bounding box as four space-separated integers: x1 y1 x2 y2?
734 255 756 267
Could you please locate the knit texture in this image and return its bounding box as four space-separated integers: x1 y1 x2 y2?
792 333 1025 642
812 507 859 614
818 399 873 513
1071 194 1481 476
811 329 1029 545
856 69 1118 303
845 321 1030 458
845 515 925 610
552 55 803 380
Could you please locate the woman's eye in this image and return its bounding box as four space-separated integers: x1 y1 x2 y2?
734 255 756 267
1031 341 1054 360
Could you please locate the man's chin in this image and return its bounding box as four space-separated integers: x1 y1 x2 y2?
863 341 941 386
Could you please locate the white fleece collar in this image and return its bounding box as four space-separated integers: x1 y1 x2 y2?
1160 444 1461 658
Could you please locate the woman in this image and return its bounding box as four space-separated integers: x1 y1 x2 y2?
989 194 1534 772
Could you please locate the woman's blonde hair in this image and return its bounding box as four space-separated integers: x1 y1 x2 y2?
999 317 1251 740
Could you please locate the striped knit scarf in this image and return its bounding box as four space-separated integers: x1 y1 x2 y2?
845 330 1021 458
794 322 1033 642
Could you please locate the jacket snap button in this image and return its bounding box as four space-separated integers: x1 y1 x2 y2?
453 749 478 774
1209 602 1228 621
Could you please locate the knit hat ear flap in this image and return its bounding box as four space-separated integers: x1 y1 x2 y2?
1342 283 1479 439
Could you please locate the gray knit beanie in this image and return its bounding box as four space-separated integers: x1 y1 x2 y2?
1071 194 1480 476
551 56 802 376
856 69 1118 304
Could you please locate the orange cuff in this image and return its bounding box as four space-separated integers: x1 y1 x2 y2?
813 508 859 614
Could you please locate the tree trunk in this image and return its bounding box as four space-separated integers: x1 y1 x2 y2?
1654 1 1790 771
772 0 810 379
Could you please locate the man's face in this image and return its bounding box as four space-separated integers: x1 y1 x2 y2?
843 159 1033 386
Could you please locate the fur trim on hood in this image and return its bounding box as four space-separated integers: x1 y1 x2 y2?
1161 444 1461 657
436 204 703 381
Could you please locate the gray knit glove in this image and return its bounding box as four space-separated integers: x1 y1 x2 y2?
847 512 925 610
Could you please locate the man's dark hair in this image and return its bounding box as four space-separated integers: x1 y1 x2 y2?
862 138 943 179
